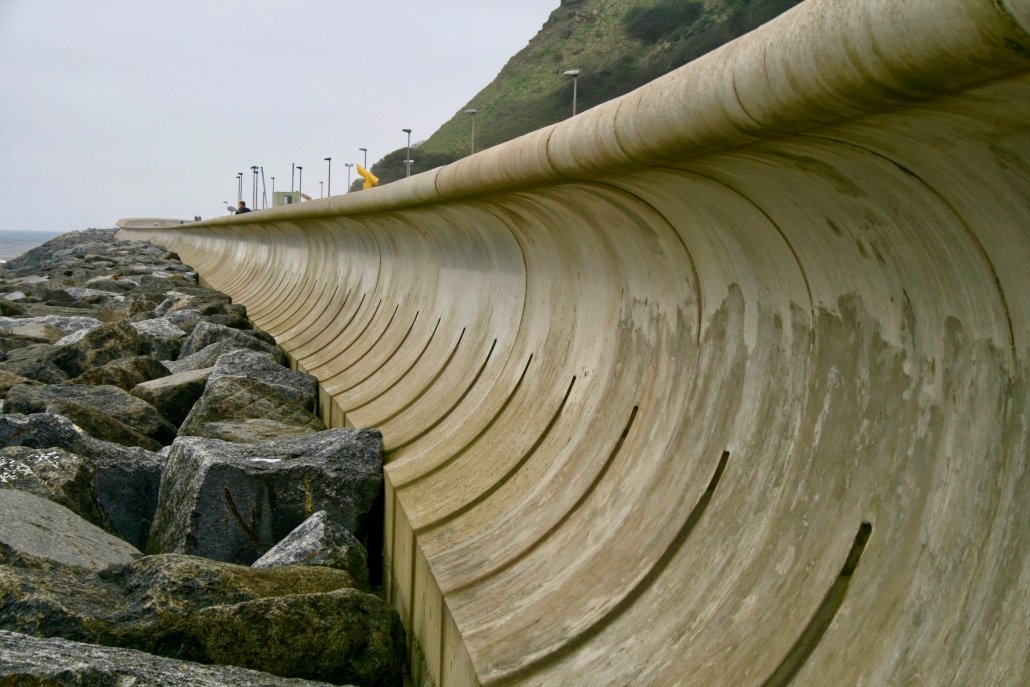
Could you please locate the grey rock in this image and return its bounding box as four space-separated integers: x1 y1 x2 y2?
178 376 325 440
49 321 145 377
43 398 163 451
193 587 405 687
0 342 59 365
178 320 282 361
130 316 186 341
4 383 177 446
162 340 255 373
0 490 141 570
0 630 344 687
130 365 212 427
0 358 68 383
0 413 165 549
210 349 318 409
0 314 100 337
0 446 103 525
67 354 169 391
253 510 369 588
187 418 321 444
148 429 383 564
0 370 40 396
130 317 188 360
0 554 379 683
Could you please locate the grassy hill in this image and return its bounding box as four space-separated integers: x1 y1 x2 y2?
356 0 802 189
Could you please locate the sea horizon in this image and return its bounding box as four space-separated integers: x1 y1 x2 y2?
0 228 65 263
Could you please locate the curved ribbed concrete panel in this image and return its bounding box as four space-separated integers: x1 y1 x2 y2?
119 0 1029 684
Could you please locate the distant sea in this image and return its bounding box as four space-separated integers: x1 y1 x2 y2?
0 229 63 263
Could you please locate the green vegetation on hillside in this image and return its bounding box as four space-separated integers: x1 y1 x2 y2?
362 0 802 188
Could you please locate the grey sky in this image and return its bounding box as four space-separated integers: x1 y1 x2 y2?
0 0 557 231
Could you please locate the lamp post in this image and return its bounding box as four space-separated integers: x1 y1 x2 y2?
564 68 581 116
324 157 332 196
345 163 353 191
251 166 259 210
358 147 367 169
271 176 275 195
297 166 303 197
319 181 324 198
236 173 243 204
291 163 296 192
465 108 478 155
402 128 412 178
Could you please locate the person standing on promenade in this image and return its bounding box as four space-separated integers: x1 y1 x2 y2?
235 201 251 214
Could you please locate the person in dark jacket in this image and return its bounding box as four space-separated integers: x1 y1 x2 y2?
235 201 251 214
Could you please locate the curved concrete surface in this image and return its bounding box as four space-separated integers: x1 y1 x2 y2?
119 1 1030 684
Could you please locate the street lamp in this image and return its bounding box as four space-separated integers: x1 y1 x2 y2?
319 181 324 198
251 166 259 210
402 128 412 178
358 147 367 169
345 163 353 191
271 176 275 195
564 68 581 116
236 173 243 204
297 166 303 197
291 163 296 192
465 108 478 154
324 157 332 196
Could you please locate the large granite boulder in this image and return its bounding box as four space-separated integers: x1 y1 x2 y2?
0 370 40 397
0 554 402 685
192 588 405 687
4 383 177 446
185 418 321 444
0 413 165 549
49 321 145 377
164 339 268 374
0 490 141 570
0 357 68 384
67 354 169 391
43 398 163 451
253 510 369 589
130 316 188 360
0 631 343 687
177 320 283 361
210 349 318 409
178 376 325 440
130 365 212 427
148 429 383 564
0 446 104 525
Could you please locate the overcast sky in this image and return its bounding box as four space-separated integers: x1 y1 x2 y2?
0 0 558 231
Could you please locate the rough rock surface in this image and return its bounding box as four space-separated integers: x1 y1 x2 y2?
42 398 163 451
48 321 145 377
67 354 169 390
148 429 383 564
253 510 370 589
130 365 212 427
0 445 104 524
4 383 177 446
178 320 283 361
0 489 141 570
187 417 321 444
178 376 326 439
0 630 345 687
0 413 165 549
210 348 318 408
0 554 401 684
163 338 263 374
194 587 405 687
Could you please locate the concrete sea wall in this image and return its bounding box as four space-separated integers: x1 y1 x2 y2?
119 0 1030 684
